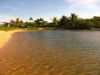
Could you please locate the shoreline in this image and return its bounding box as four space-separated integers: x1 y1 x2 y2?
0 28 47 48
0 29 28 48
0 29 100 48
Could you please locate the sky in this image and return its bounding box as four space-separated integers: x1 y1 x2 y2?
0 0 100 22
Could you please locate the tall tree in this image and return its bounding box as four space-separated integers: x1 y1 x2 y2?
93 16 100 28
29 17 33 22
9 19 15 26
34 18 45 27
59 16 69 29
69 13 78 29
52 17 59 28
15 18 20 27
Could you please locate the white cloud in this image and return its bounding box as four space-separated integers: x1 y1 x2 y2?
0 15 15 22
67 0 100 9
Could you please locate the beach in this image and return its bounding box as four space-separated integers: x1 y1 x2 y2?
0 30 27 48
0 31 13 48
0 30 100 75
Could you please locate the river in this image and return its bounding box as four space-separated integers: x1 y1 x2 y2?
0 30 100 75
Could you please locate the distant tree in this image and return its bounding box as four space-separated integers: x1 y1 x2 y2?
92 16 100 28
28 17 35 27
84 20 94 29
19 20 25 27
73 19 94 30
15 18 20 27
74 19 85 29
7 13 100 30
11 18 25 27
34 18 45 27
59 16 69 29
29 17 33 22
52 17 59 28
9 19 16 26
69 13 78 29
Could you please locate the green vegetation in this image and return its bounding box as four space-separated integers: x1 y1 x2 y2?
0 26 20 31
1 13 100 31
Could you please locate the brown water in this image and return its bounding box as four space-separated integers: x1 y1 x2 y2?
0 30 100 75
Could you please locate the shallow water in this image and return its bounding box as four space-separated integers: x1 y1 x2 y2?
0 30 100 75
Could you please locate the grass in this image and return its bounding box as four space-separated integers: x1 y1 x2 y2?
0 25 57 31
0 26 21 31
0 26 37 31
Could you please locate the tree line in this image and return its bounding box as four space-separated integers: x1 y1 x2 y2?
4 13 100 30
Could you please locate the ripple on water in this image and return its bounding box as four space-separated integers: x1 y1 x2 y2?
0 30 100 75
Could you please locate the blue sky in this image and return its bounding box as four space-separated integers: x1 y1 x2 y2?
0 0 100 22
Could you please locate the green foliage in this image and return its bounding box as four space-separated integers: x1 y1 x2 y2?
68 13 78 29
34 18 47 27
0 26 20 31
52 17 59 28
29 17 33 21
1 13 100 30
92 16 100 28
59 16 69 29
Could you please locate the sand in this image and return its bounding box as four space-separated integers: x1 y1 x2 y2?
0 29 45 48
0 31 13 48
0 30 26 48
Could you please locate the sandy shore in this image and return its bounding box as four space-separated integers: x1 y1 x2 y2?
0 29 46 48
0 30 100 75
0 30 26 48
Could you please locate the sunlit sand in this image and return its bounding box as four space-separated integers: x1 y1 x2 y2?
0 30 26 48
0 31 13 48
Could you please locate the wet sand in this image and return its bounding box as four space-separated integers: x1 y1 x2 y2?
0 30 100 75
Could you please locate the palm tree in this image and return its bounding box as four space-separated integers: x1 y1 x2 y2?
59 16 69 29
69 13 78 29
29 17 33 22
52 17 59 28
34 18 45 27
9 19 15 26
15 18 20 27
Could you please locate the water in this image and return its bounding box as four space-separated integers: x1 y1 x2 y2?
0 30 100 75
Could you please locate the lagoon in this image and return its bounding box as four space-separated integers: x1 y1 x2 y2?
0 30 100 75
